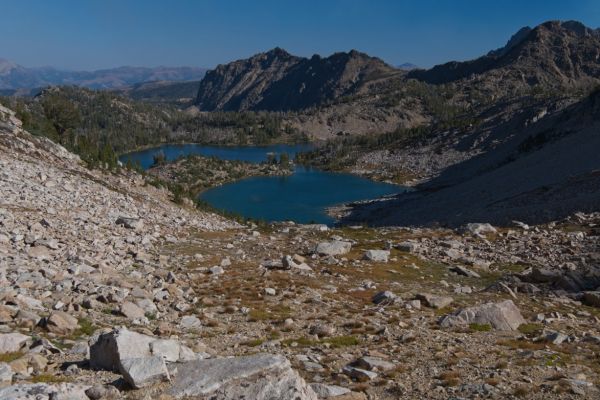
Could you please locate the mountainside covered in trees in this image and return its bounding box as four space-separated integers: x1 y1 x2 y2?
0 86 306 168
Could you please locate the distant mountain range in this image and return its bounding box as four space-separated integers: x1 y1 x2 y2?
396 63 418 70
0 59 207 90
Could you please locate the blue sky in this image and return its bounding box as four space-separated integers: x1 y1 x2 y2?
1 0 599 70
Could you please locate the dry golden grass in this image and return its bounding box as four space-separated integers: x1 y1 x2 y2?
438 370 462 387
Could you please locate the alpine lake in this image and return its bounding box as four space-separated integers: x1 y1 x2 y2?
120 143 405 225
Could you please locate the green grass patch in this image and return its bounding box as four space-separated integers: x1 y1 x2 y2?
518 323 543 336
31 374 70 383
469 323 492 332
67 317 97 340
241 339 265 347
248 309 270 322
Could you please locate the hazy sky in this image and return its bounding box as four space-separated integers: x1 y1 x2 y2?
1 0 599 70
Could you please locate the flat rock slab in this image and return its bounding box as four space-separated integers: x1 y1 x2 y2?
416 293 453 309
167 353 317 400
439 300 526 331
354 356 396 371
120 356 170 389
0 383 90 400
310 383 350 398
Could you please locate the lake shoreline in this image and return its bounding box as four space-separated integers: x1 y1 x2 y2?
122 142 406 225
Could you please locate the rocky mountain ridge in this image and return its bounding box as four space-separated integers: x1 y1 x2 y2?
408 20 600 91
195 48 399 111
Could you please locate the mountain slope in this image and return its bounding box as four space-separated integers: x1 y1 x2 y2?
408 20 600 91
343 88 600 226
0 59 207 89
195 48 398 111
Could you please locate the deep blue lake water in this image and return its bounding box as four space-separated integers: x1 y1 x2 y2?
120 144 404 224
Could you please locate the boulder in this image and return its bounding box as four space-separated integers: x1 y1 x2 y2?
342 365 378 381
166 353 317 399
90 328 197 373
363 250 390 262
583 292 600 308
119 356 170 389
528 267 561 283
43 312 79 335
315 241 351 256
354 356 395 371
396 241 418 253
115 216 143 231
282 255 313 271
84 384 120 400
89 328 154 371
439 300 526 331
119 301 146 320
0 333 30 354
416 293 453 309
179 315 202 330
372 291 400 305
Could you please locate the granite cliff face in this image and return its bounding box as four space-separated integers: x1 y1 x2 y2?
195 48 398 111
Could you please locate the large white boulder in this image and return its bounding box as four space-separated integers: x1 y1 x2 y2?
439 300 526 330
314 241 351 256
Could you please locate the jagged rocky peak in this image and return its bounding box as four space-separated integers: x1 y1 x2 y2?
488 26 532 57
196 48 396 112
409 19 600 87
